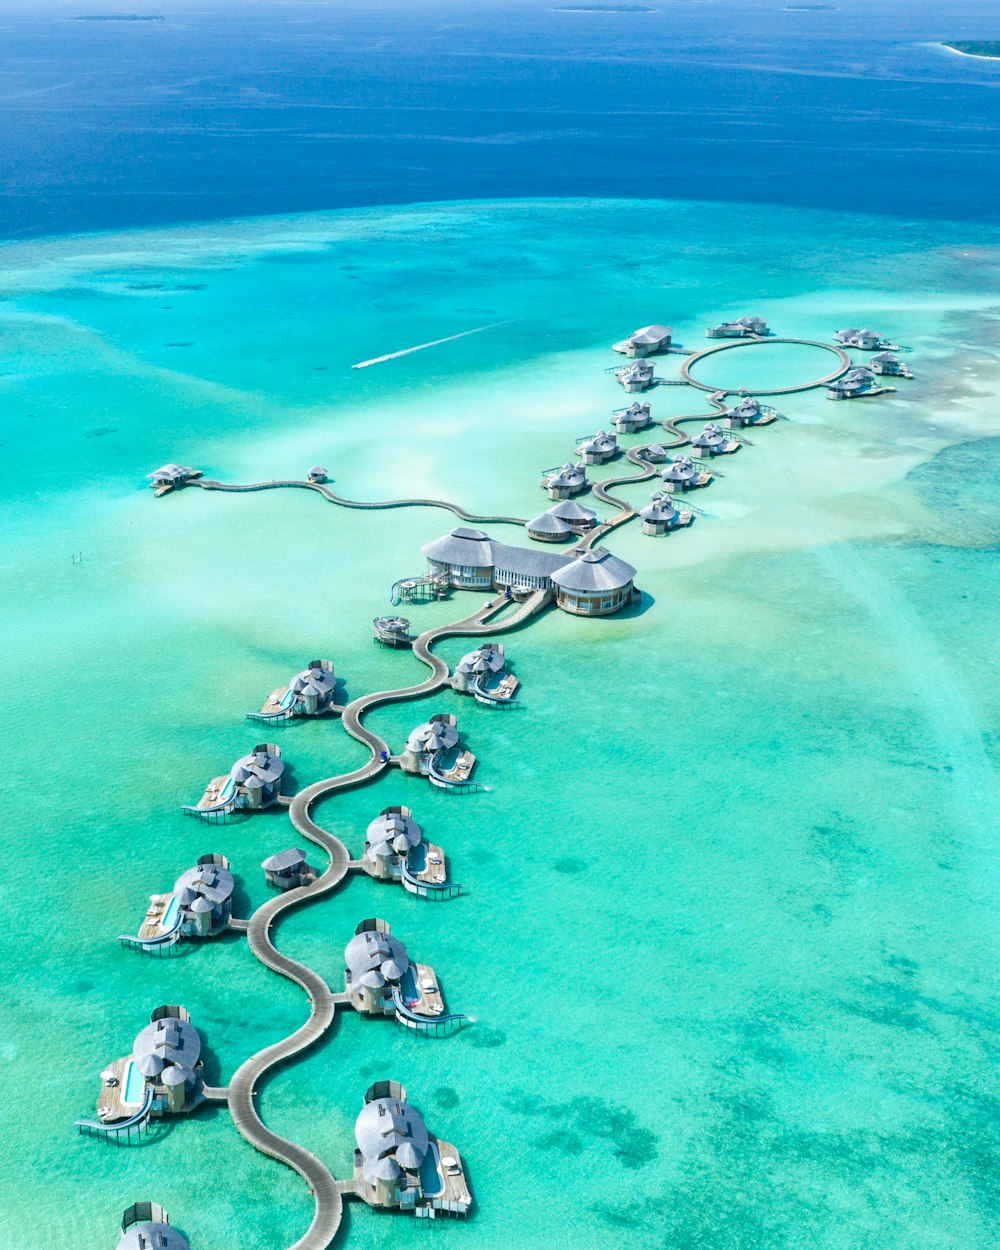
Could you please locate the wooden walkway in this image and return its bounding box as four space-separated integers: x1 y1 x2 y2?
189 476 526 526
678 336 852 396
215 589 551 1250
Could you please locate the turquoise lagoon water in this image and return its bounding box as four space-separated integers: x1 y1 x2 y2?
0 199 998 1250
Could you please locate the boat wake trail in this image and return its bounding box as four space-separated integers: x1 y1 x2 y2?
351 320 513 369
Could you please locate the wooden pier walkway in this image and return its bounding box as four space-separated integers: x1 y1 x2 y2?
678 336 851 396
213 588 551 1250
188 476 526 526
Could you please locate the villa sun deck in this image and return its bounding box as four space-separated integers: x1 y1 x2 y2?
137 893 175 942
194 774 232 811
409 962 445 1018
94 1056 135 1124
431 749 476 789
409 842 448 888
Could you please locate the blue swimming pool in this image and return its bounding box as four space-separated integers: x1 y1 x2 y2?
161 894 179 930
123 1060 145 1106
418 1141 444 1199
399 966 420 1008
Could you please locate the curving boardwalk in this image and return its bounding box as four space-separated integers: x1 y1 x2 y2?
189 476 526 526
223 589 552 1250
678 336 851 396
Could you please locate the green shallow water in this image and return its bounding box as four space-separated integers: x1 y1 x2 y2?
1 199 998 1250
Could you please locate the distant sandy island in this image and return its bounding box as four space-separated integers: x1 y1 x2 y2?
941 41 1000 61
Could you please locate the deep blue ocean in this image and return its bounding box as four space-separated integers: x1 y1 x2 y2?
2 0 1000 239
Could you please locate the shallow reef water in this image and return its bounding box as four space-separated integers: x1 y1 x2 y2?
0 198 997 1250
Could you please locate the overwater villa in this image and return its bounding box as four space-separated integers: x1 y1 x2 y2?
541 461 588 499
251 659 337 721
706 316 769 339
870 350 912 377
422 526 635 616
120 854 234 953
362 805 454 896
351 1081 472 1217
85 1005 204 1132
373 615 416 647
524 509 573 542
611 400 653 433
345 918 448 1025
826 367 889 399
723 396 778 428
116 1203 190 1250
262 847 314 890
548 498 598 533
611 323 672 357
399 713 476 789
639 491 694 536
307 465 328 482
615 359 656 392
185 744 284 817
146 464 201 496
691 422 741 457
550 547 638 616
576 428 619 464
660 455 713 490
452 642 519 704
834 327 900 351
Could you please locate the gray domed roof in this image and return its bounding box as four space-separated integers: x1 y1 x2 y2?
640 491 679 522
173 861 234 908
365 809 422 861
288 662 336 698
421 528 493 567
355 1094 430 1168
551 548 636 594
132 1016 200 1074
345 928 411 983
230 746 283 785
547 499 596 523
405 719 459 754
545 462 586 488
526 511 572 536
117 1222 190 1250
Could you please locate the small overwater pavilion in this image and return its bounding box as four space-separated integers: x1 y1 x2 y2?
116 1203 191 1250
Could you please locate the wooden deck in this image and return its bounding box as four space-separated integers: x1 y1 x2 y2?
137 892 174 941
94 1055 134 1122
438 750 475 785
195 774 230 810
413 842 447 887
411 962 445 1017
